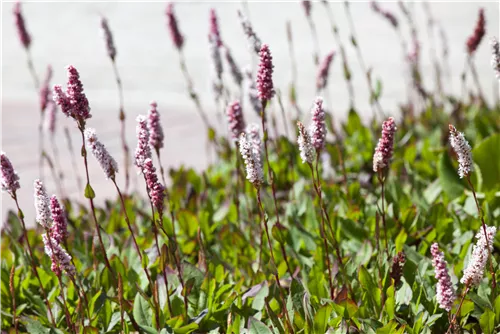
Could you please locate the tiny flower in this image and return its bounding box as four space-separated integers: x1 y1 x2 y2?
147 101 165 152
431 243 456 311
39 65 53 113
256 44 275 102
225 46 243 86
490 37 500 79
466 8 485 55
461 225 496 287
373 117 397 172
66 65 91 121
239 132 263 187
85 128 119 180
309 97 327 151
34 179 51 229
316 51 335 91
371 1 398 28
101 17 117 61
297 121 316 164
13 1 31 50
227 100 246 141
166 3 184 50
42 234 75 277
53 85 73 118
135 115 152 171
50 195 69 244
143 159 165 215
1 152 20 196
238 10 262 54
449 125 474 179
209 8 222 47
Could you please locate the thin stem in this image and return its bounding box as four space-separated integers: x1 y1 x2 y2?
9 265 18 334
466 176 496 291
78 127 115 279
256 189 294 334
118 274 125 333
112 60 131 194
306 16 321 66
50 136 67 199
308 163 334 300
57 274 76 334
38 119 45 184
26 49 39 89
468 55 486 105
12 195 56 326
448 286 470 333
260 103 294 278
169 210 189 317
155 149 170 200
65 246 91 319
378 173 389 257
64 127 83 191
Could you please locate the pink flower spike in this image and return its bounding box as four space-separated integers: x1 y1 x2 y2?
302 1 312 17
1 152 20 196
373 117 397 172
42 234 75 277
166 3 184 50
85 128 119 180
66 65 91 121
209 8 222 47
449 124 473 179
466 8 485 55
135 115 152 171
46 102 57 136
50 195 69 244
226 100 246 141
39 65 53 113
143 159 165 215
53 85 73 118
430 243 456 312
256 44 275 103
461 226 496 287
309 97 327 151
13 2 31 50
147 101 165 152
316 51 335 91
33 179 51 229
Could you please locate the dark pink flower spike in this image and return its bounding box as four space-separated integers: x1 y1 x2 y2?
209 8 222 47
135 115 152 171
316 51 335 90
101 17 117 61
430 243 456 311
466 8 485 55
309 97 327 151
143 159 165 215
166 3 184 50
13 2 31 50
147 101 165 151
50 195 69 244
66 65 91 121
256 44 275 103
302 1 312 17
226 100 246 141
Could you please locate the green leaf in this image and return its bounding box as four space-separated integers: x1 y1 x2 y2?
479 308 495 334
173 323 199 334
313 304 333 333
248 317 273 334
84 183 96 199
22 317 50 334
438 153 464 199
473 133 500 191
133 293 153 328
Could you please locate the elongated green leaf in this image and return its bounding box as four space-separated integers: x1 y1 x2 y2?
133 293 152 328
248 317 273 334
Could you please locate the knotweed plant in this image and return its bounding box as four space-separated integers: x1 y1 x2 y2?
464 8 486 102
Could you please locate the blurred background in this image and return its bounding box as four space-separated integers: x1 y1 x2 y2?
2 1 498 224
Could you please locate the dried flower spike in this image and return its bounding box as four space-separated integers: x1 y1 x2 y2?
40 65 53 113
166 3 184 50
309 97 327 151
466 8 485 55
239 132 263 187
449 125 474 179
1 152 20 196
13 2 31 50
135 115 152 171
50 195 69 244
316 51 335 91
34 179 51 229
143 158 165 215
101 17 117 61
461 225 496 287
297 121 316 164
490 37 500 79
147 101 165 152
85 128 119 180
256 44 275 103
390 251 406 286
302 1 312 17
373 117 397 172
430 243 456 311
227 100 246 141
